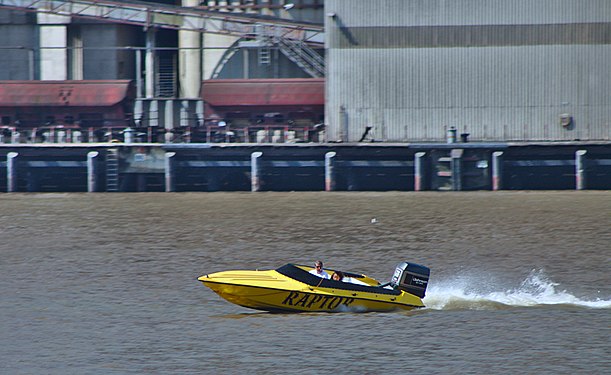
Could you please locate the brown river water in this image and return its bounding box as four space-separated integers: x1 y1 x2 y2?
1 192 609 374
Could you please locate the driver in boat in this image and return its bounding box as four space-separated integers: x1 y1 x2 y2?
331 270 369 286
309 260 330 279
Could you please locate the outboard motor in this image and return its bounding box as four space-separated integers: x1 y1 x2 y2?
390 262 430 298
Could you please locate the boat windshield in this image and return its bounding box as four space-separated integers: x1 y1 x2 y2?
275 264 401 295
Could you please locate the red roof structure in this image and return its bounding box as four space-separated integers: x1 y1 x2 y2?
202 78 324 107
0 80 134 107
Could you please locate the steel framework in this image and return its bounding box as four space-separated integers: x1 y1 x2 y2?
0 0 324 44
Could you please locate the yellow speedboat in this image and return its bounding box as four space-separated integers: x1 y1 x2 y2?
197 262 430 313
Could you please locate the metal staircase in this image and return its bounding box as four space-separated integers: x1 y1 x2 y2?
211 33 326 78
251 24 325 77
276 37 325 77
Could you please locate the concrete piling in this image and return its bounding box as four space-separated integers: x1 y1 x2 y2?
7 152 19 192
414 152 426 191
492 151 504 191
165 152 177 192
251 151 263 192
325 151 337 191
576 150 587 190
87 151 99 192
451 149 463 191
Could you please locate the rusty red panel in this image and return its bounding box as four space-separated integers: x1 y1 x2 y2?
0 80 133 107
202 78 324 106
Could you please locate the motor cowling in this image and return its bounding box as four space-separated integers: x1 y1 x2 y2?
390 262 430 298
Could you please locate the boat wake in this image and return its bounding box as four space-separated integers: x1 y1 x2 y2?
422 269 611 310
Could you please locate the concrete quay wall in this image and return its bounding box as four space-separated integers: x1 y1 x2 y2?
1 142 610 192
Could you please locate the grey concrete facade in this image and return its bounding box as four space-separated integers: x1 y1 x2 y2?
325 0 611 142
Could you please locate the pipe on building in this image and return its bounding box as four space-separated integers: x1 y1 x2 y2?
135 49 143 98
145 28 156 98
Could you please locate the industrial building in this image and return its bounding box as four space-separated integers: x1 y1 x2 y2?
1 1 610 192
2 0 611 143
325 0 611 143
0 0 325 143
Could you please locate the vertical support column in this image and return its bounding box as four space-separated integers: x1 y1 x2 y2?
134 100 144 128
180 101 190 127
123 127 134 144
149 100 159 127
414 152 426 191
165 100 174 143
195 100 204 127
87 151 99 192
251 151 263 192
165 152 177 192
492 151 504 191
451 149 463 191
38 14 69 80
135 49 143 98
243 49 250 78
11 129 20 144
28 49 35 80
145 28 156 98
179 0 202 98
575 150 587 190
7 152 19 192
325 151 337 191
69 27 83 80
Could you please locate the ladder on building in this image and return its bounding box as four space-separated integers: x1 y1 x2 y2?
435 156 453 191
106 148 119 192
258 48 271 65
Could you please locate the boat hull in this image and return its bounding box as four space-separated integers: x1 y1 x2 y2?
198 268 425 313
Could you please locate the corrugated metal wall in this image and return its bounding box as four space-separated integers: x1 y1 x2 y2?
325 0 611 142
